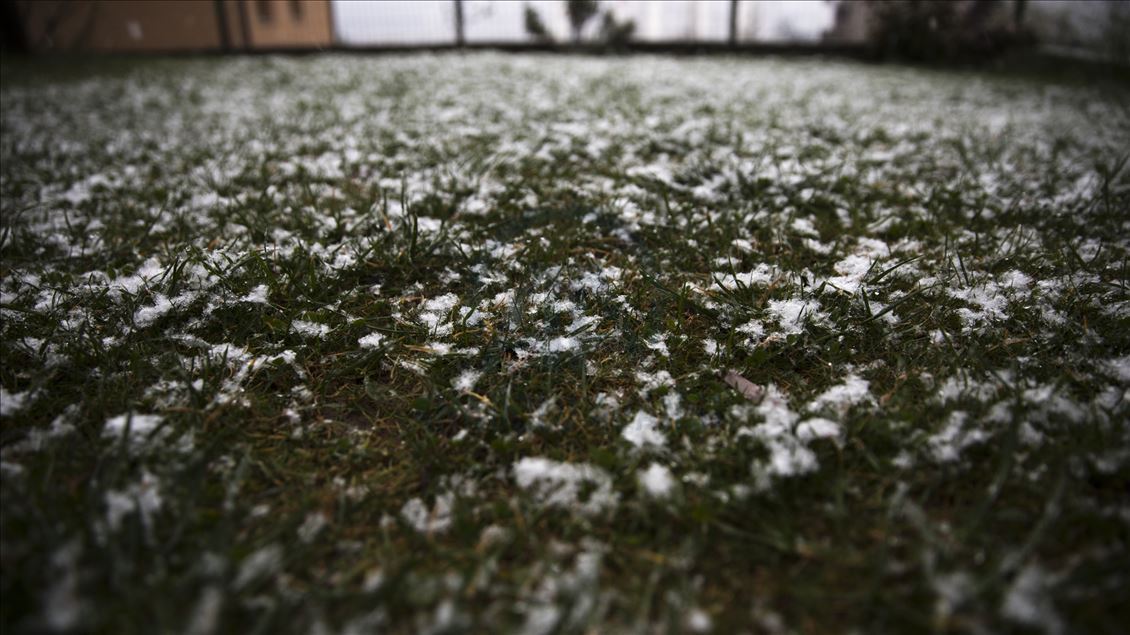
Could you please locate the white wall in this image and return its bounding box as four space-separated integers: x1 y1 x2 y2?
334 0 456 45
332 0 837 46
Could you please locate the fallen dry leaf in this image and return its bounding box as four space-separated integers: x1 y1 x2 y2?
724 370 764 403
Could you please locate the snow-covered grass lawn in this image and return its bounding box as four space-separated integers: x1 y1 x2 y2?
2 53 1128 633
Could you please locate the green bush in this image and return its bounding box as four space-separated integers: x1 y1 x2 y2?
870 0 1034 64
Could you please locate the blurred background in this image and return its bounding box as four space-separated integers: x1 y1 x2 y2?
1 0 1127 65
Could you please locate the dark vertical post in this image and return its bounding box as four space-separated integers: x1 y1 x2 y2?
1 0 30 52
454 0 465 47
729 0 738 47
237 0 252 50
214 0 231 51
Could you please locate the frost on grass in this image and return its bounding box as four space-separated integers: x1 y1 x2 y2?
297 511 329 543
233 544 283 590
358 332 385 349
637 463 676 499
928 411 989 463
621 410 666 449
292 319 331 338
2 52 1128 633
102 413 164 445
103 470 162 534
795 417 841 443
418 293 460 336
543 336 581 354
513 458 618 516
452 369 482 392
400 494 454 535
239 284 270 305
735 384 843 486
0 387 32 416
1001 565 1064 635
806 374 871 417
766 298 823 335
